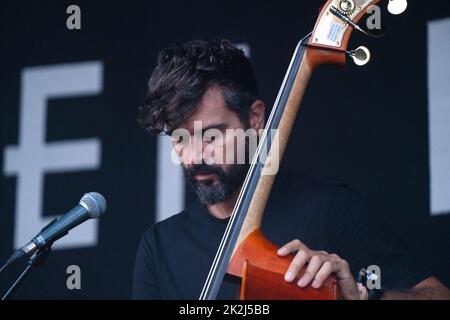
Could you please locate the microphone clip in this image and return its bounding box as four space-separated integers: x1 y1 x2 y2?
1 246 52 300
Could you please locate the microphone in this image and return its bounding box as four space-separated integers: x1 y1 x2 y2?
1 192 106 271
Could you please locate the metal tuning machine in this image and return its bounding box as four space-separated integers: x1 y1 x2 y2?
347 46 371 66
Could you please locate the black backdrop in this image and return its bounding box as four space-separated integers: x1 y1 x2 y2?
1 0 449 299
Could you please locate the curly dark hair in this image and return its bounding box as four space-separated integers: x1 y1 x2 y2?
138 39 259 135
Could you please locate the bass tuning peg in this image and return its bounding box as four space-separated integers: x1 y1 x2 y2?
347 46 371 66
387 0 408 15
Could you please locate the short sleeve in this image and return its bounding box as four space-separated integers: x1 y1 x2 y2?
132 227 161 299
326 185 432 290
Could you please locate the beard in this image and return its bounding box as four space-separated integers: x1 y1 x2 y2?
183 162 249 205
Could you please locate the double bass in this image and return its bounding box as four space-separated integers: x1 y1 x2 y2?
200 0 408 300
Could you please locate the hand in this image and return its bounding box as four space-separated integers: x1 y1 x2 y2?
277 239 365 300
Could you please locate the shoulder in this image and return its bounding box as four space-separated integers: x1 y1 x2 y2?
274 168 351 204
271 168 367 225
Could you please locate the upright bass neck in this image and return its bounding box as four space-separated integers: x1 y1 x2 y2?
229 36 345 269
234 37 319 255
199 34 345 299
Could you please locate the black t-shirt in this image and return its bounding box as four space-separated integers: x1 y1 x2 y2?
132 170 431 299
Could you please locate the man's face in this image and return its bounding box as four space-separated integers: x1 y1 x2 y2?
171 86 263 205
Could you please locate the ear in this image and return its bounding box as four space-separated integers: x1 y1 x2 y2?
248 99 265 131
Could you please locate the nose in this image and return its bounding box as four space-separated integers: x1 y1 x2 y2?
186 135 204 165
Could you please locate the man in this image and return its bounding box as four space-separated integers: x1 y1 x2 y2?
133 39 450 299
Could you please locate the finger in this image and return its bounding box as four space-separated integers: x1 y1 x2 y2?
277 239 307 256
357 283 369 300
334 259 353 280
312 261 336 289
284 249 309 282
329 259 361 300
298 255 324 287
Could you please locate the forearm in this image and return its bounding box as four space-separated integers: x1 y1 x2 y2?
381 287 450 300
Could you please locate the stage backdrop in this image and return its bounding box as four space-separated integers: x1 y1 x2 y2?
1 0 449 298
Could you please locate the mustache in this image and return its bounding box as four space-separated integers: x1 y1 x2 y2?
184 164 226 179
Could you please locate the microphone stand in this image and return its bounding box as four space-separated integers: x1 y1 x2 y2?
1 246 51 300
